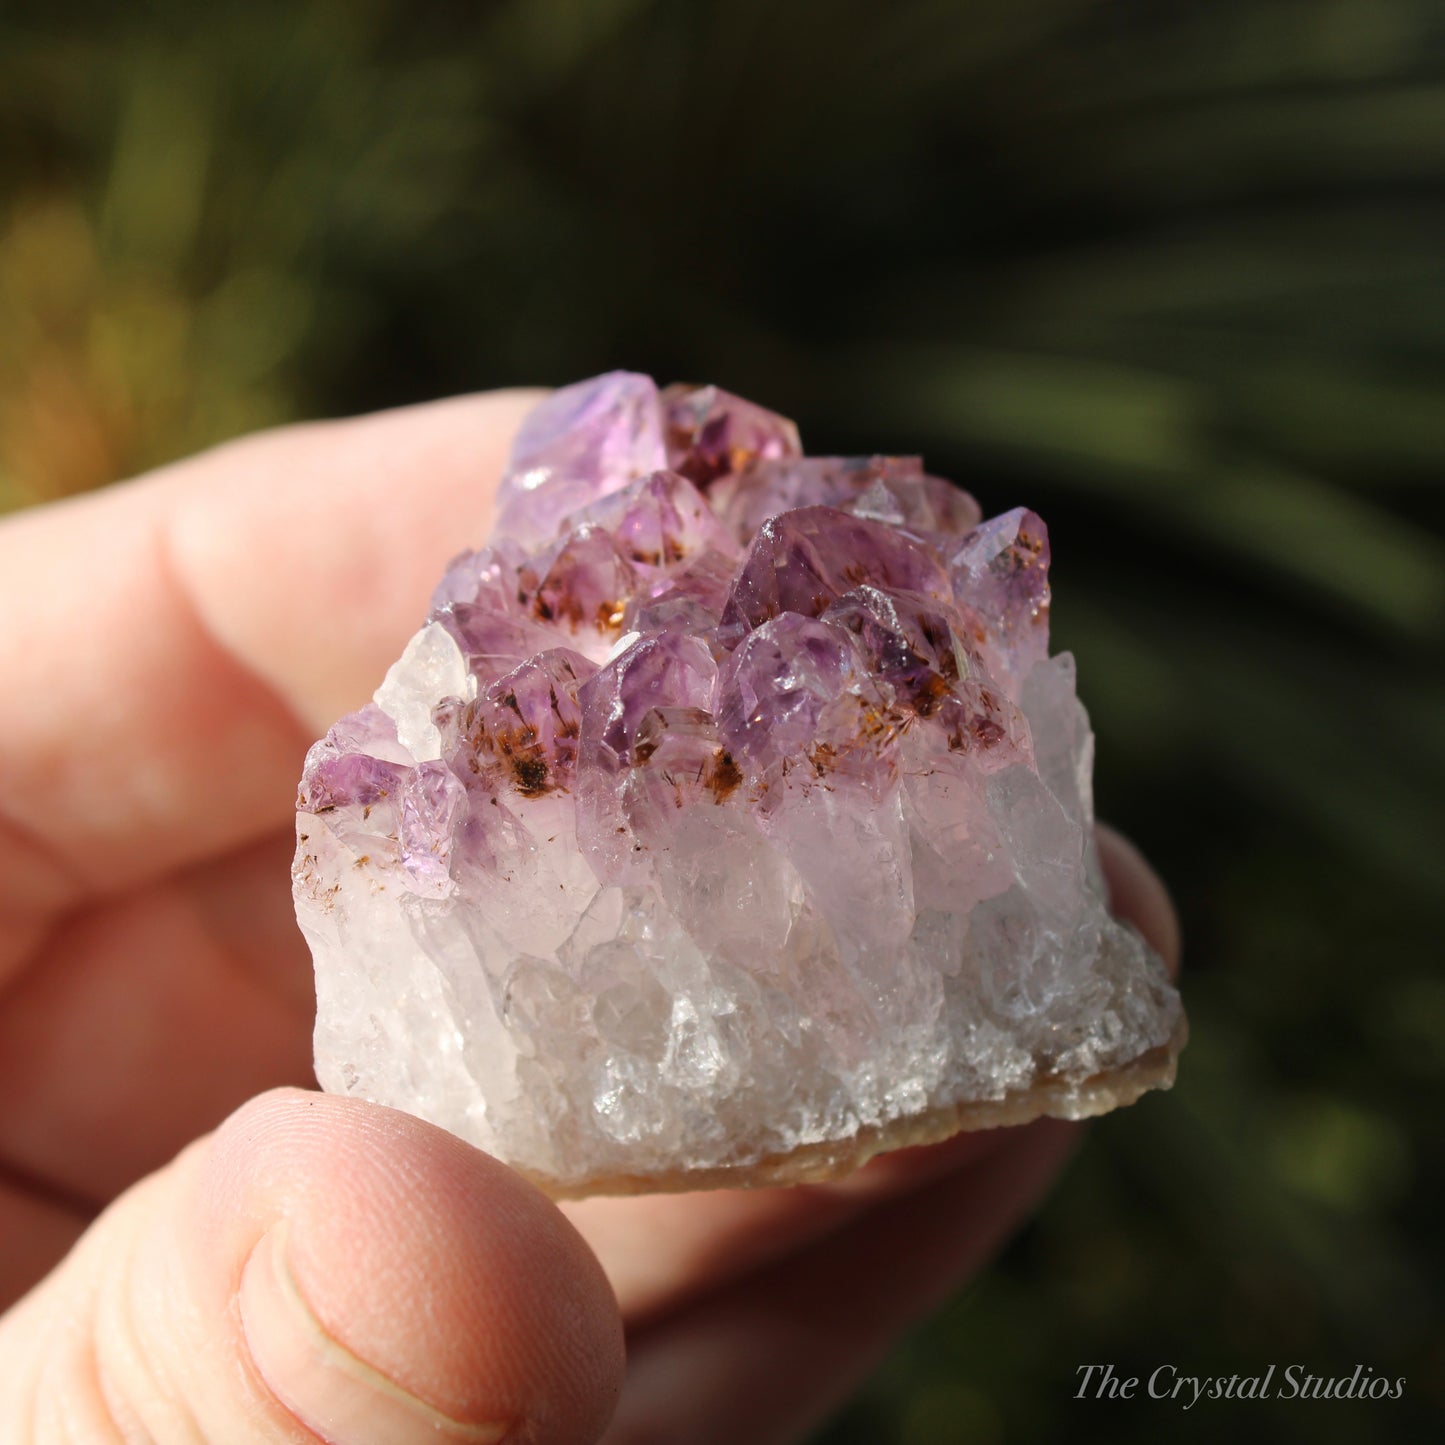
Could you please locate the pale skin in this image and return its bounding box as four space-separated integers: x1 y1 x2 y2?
0 391 1182 1443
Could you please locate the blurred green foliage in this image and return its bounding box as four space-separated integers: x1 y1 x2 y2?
2 0 1442 1439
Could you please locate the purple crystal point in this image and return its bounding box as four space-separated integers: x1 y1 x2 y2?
436 604 559 687
950 507 1051 693
454 647 596 799
720 505 953 638
848 465 982 539
316 701 412 768
716 613 872 779
571 469 740 577
297 373 1185 1197
821 586 1031 771
398 760 468 897
710 455 980 548
518 525 637 648
299 747 407 816
575 631 720 883
622 548 736 639
295 738 412 877
661 382 802 487
430 541 525 611
427 545 553 682
494 372 667 546
624 704 741 842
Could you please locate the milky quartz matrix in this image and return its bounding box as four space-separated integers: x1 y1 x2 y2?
294 373 1186 1196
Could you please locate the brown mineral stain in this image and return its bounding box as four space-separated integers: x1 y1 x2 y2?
664 416 746 489
971 717 1006 748
499 722 538 755
709 750 743 802
858 702 903 742
543 586 592 628
920 620 963 682
809 741 839 776
908 672 952 718
511 754 551 796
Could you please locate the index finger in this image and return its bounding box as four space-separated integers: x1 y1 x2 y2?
0 389 543 909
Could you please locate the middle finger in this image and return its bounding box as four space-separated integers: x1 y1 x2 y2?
0 832 314 1205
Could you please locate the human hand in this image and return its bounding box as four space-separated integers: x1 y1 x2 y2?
0 392 1181 1443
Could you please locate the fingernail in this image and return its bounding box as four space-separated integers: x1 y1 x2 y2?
240 1223 511 1444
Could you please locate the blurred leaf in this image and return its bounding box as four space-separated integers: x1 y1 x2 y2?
865 347 1445 641
1262 1095 1412 1215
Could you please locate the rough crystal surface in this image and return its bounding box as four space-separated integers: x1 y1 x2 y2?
295 372 1186 1195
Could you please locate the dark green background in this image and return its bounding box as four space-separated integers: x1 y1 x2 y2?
3 2 1441 1440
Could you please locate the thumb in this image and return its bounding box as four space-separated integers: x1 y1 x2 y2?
0 1089 624 1443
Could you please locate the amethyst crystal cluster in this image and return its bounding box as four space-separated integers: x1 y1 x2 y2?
294 373 1185 1195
